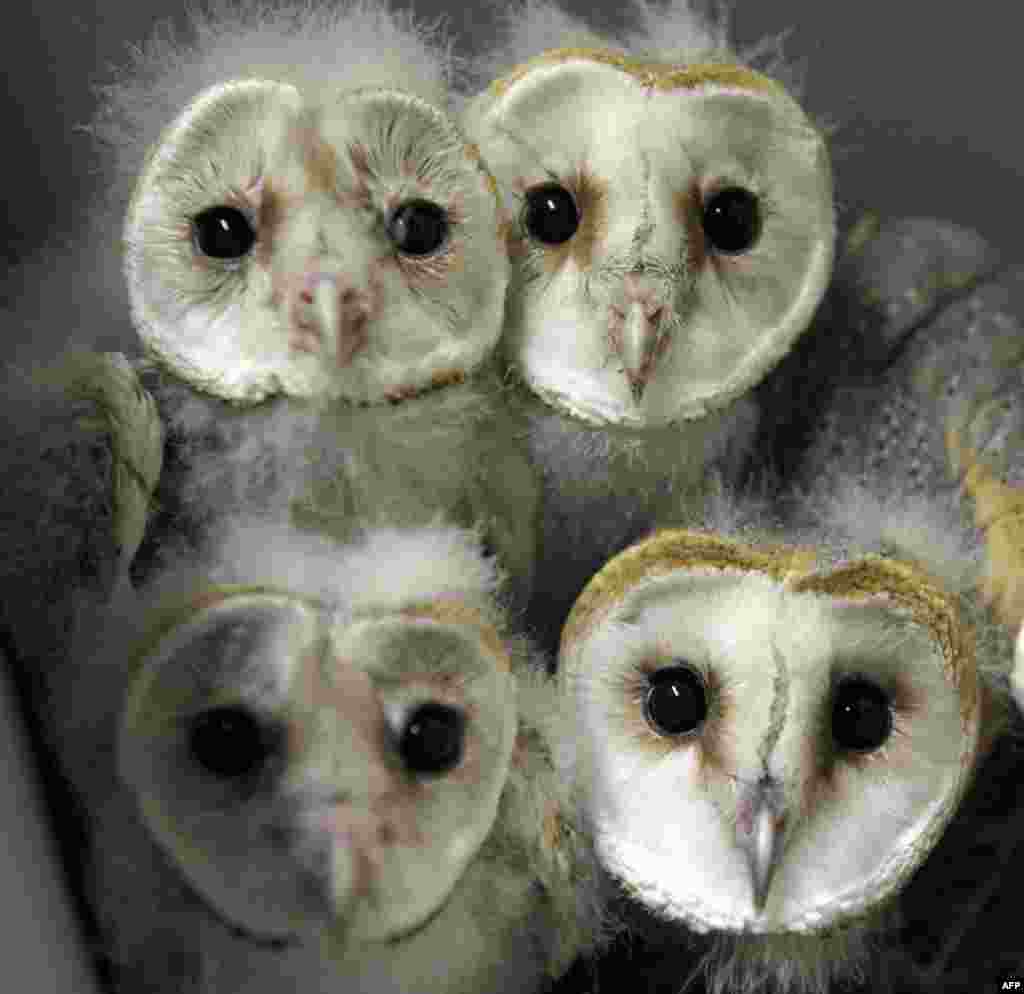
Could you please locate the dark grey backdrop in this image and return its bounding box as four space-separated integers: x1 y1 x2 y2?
3 0 1024 262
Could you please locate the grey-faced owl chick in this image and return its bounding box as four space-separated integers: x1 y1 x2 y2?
54 520 603 994
460 0 835 646
556 482 1017 994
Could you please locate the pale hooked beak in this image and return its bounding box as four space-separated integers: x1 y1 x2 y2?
313 275 370 368
735 778 788 913
282 264 373 368
612 299 666 404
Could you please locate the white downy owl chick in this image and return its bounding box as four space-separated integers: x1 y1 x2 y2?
461 0 835 643
557 485 1015 994
40 0 535 599
54 521 601 994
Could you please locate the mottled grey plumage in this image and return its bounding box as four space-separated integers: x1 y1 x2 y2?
758 215 1013 502
127 359 537 609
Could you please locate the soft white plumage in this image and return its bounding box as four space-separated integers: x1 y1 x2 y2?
460 0 834 643
54 520 600 994
557 483 1014 993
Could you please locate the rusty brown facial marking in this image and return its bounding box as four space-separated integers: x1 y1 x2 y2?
254 179 286 268
294 119 338 196
348 141 374 183
289 649 382 762
542 803 563 852
430 368 467 390
674 182 707 272
540 165 608 275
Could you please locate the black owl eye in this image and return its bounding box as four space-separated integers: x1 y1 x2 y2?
702 187 761 254
187 705 276 780
831 676 893 753
192 206 256 259
398 702 465 776
523 183 579 245
643 664 708 737
386 200 450 256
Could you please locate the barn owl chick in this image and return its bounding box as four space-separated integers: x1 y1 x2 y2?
461 0 834 643
558 488 1012 994
92 0 535 593
58 521 599 994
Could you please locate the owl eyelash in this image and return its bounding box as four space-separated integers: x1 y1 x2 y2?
394 239 458 290
701 172 780 231
837 701 911 774
542 164 563 186
618 650 717 709
753 192 782 242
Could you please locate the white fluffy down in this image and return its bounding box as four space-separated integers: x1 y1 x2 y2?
93 0 459 208
137 514 502 626
463 0 804 104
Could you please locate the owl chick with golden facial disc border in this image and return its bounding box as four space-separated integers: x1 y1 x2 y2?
558 482 1015 994
461 0 835 647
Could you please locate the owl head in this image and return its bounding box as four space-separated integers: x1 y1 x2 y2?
559 524 1001 990
119 1 508 405
110 521 594 990
462 0 834 427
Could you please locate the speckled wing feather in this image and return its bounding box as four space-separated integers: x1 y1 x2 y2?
762 216 1005 495
775 216 1024 642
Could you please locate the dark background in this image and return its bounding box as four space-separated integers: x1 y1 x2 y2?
3 0 1024 264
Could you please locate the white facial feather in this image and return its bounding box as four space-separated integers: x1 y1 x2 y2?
463 1 834 427
572 573 974 930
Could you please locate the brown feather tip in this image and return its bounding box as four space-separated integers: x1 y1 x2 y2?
562 529 976 724
491 49 785 100
947 425 1024 630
